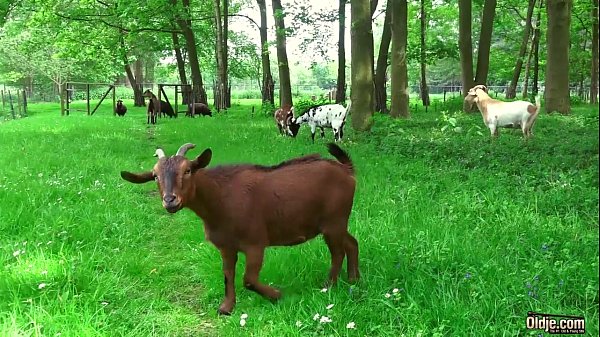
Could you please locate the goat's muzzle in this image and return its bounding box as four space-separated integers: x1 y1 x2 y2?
162 194 182 213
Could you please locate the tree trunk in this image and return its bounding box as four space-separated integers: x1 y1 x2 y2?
419 0 430 107
521 33 535 99
119 33 144 106
591 0 599 104
374 1 392 113
134 58 144 88
272 0 293 107
474 0 497 85
389 0 409 118
532 0 543 97
213 0 229 110
257 0 275 105
507 0 536 99
458 0 474 111
177 0 207 104
336 0 347 104
545 0 572 114
172 31 191 104
350 0 375 131
144 56 155 85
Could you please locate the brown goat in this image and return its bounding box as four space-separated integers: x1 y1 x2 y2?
120 143 359 315
274 106 300 137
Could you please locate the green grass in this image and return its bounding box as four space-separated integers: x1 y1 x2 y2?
0 99 598 336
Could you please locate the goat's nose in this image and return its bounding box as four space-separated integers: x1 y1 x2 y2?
163 194 176 203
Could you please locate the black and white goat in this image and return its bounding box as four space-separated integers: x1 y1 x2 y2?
291 102 351 142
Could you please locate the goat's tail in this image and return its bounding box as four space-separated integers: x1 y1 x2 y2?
327 143 354 175
344 100 352 118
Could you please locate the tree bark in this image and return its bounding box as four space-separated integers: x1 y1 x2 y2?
474 0 497 85
272 0 293 107
545 0 572 114
213 0 229 110
134 58 144 88
389 0 409 118
257 0 274 105
458 0 474 111
521 32 535 99
374 1 391 113
172 31 191 104
419 0 430 107
350 0 375 131
177 0 207 104
532 0 543 97
507 0 536 99
336 0 347 104
591 0 599 104
119 33 144 106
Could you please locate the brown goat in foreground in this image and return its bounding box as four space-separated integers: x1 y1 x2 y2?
120 143 359 315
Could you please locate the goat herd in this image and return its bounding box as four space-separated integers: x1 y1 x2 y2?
113 89 212 124
118 84 542 315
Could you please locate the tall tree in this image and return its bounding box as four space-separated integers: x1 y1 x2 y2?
474 0 497 85
175 0 208 104
257 0 274 105
272 0 293 107
545 0 572 114
350 0 375 130
591 0 599 104
336 0 347 104
389 0 409 118
214 0 230 109
119 33 145 107
419 0 430 108
374 1 392 113
532 0 542 98
506 0 536 99
459 0 497 111
458 0 474 104
172 31 191 104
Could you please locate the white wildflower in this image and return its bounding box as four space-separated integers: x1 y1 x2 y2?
321 288 328 293
101 301 109 306
313 313 320 321
385 293 391 298
346 322 356 329
295 320 302 327
13 250 21 257
41 270 48 275
392 288 399 294
38 283 47 289
239 319 246 327
241 313 248 319
326 303 334 310
319 316 332 324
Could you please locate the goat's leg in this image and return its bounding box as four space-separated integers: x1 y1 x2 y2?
310 124 316 143
243 247 281 301
323 233 345 285
343 233 360 282
218 249 238 315
320 127 325 138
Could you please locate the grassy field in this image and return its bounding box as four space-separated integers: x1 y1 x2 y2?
0 99 598 336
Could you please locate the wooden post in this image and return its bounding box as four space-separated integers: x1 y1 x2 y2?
112 85 116 116
8 90 15 119
22 90 28 116
64 83 70 116
175 84 179 115
16 91 22 116
157 84 162 118
1 90 5 112
86 84 90 115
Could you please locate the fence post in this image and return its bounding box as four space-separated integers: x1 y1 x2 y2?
22 90 28 116
8 90 15 119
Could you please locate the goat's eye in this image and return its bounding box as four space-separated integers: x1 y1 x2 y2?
154 175 159 181
184 168 192 175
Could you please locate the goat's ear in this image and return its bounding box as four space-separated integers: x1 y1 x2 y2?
191 149 212 170
121 171 154 184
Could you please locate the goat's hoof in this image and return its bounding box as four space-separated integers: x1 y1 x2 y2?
217 304 234 316
267 289 282 302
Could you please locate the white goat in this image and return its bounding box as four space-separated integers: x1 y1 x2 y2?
291 102 351 142
466 85 541 138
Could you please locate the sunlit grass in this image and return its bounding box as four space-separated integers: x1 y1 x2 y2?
0 99 598 336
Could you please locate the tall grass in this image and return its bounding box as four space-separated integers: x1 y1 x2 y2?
0 100 597 336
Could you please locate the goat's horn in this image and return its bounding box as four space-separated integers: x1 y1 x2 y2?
176 143 196 157
154 148 166 159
